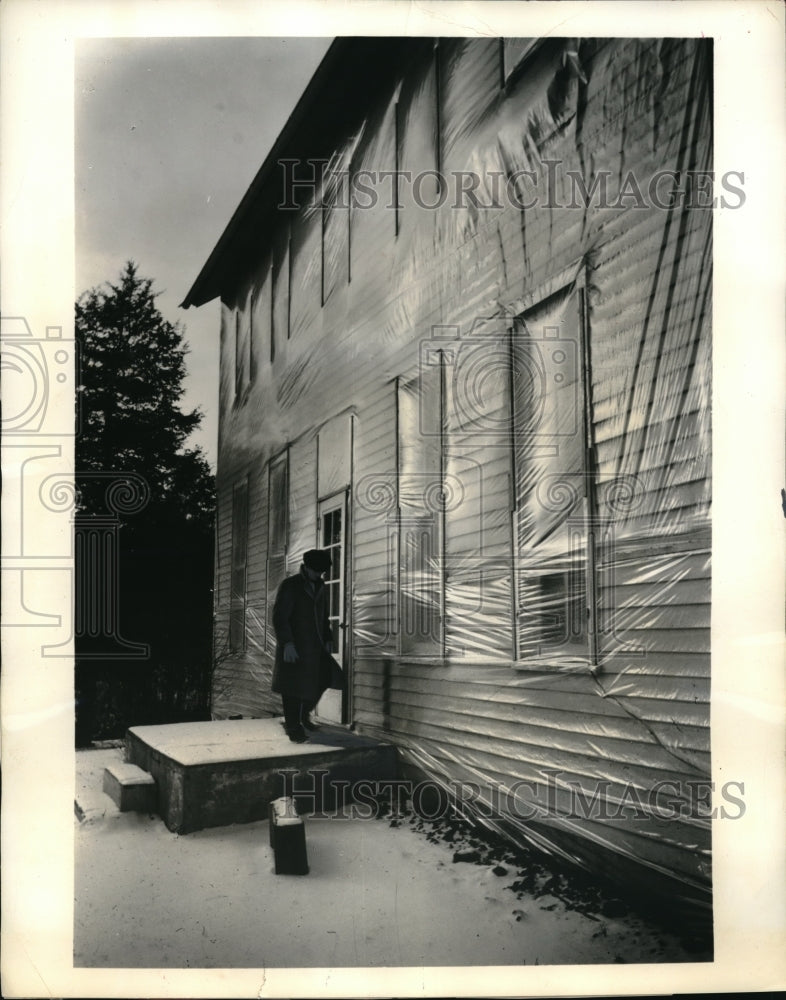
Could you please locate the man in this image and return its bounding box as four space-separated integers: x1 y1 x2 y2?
272 548 336 742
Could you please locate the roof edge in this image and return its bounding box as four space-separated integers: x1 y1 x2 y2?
181 37 345 310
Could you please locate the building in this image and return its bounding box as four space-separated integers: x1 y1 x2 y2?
182 36 713 915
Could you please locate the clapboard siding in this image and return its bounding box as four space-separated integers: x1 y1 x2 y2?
352 662 691 705
375 713 708 824
352 380 398 668
206 36 712 905
361 664 709 733
378 687 700 752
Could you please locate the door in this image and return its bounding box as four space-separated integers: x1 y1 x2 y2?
315 491 348 723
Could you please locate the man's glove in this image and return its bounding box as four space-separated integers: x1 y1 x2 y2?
283 642 299 663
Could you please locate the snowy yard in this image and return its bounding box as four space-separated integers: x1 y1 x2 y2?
74 748 711 969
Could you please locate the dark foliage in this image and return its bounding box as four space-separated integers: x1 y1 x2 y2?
74 262 215 744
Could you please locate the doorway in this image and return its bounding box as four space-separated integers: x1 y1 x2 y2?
315 491 348 723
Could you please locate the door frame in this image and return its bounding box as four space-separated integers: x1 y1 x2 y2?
316 487 351 724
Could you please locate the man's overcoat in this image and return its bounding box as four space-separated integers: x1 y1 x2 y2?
271 569 335 703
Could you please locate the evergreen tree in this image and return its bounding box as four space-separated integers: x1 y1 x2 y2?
75 260 214 525
75 261 215 743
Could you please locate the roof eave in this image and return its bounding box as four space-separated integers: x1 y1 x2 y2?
181 37 409 311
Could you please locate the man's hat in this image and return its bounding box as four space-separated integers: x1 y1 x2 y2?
303 549 332 572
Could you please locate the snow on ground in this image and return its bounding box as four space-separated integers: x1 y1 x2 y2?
74 748 711 969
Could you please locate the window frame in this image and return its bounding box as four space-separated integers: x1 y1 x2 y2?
395 359 447 660
267 450 289 560
233 285 253 405
229 478 249 653
321 154 351 306
266 448 290 644
271 227 291 355
500 37 545 89
509 267 598 668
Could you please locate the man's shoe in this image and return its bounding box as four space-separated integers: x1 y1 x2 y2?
302 716 320 732
286 726 308 744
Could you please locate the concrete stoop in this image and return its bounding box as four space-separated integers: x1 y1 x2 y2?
75 747 126 823
125 718 397 834
103 762 157 812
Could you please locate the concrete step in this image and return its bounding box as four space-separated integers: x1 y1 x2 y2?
102 762 156 813
126 718 398 834
75 747 124 824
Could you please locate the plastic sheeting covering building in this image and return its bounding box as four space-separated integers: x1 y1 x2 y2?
183 36 713 916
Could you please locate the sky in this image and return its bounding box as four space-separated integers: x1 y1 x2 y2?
75 36 333 468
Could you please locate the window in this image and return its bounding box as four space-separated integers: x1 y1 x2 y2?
393 98 402 238
318 493 346 661
289 207 322 336
229 480 249 652
251 261 271 372
322 158 350 303
434 40 443 180
266 451 289 631
272 230 290 354
397 361 445 657
266 263 274 364
511 276 597 664
394 49 441 235
248 287 257 384
234 288 251 402
234 308 241 396
501 38 543 85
